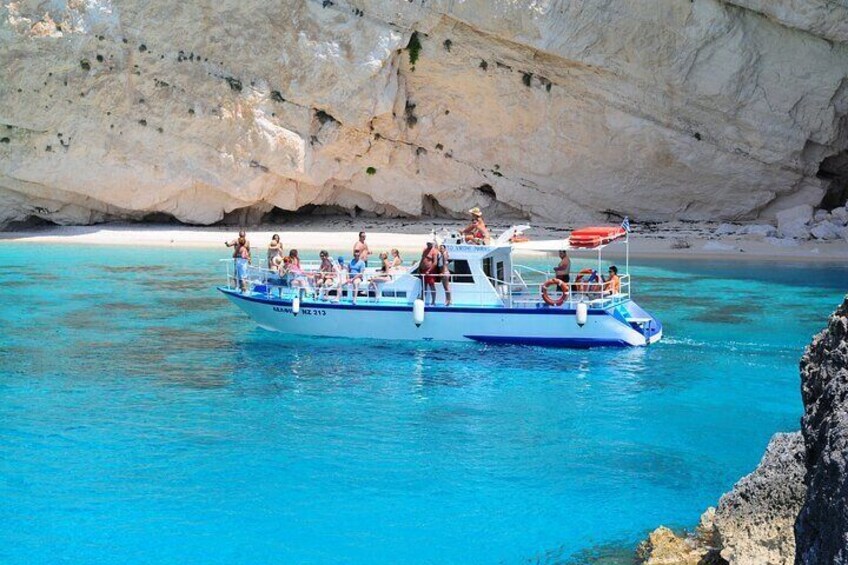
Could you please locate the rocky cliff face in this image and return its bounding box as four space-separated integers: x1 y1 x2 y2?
1 0 847 227
640 295 848 565
639 432 806 565
795 295 848 564
714 432 806 564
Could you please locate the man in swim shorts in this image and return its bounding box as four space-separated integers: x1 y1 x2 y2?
554 250 571 284
353 231 370 266
225 230 251 292
418 241 438 305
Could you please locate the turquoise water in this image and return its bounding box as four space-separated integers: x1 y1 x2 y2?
1 244 845 564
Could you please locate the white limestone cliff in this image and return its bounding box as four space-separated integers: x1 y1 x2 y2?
1 0 847 227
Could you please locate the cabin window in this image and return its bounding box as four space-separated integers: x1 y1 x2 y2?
496 261 505 283
449 260 474 283
482 257 493 280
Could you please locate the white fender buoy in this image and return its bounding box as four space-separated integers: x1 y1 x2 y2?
576 302 588 327
292 296 300 316
413 299 425 327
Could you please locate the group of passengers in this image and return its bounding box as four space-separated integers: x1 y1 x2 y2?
233 229 406 304
225 205 621 305
553 249 621 296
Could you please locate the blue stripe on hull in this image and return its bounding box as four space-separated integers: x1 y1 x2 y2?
464 335 629 348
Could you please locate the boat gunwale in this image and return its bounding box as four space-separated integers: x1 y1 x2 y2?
218 286 616 316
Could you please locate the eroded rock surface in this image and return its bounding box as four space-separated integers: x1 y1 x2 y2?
795 295 848 564
637 433 804 565
1 0 847 226
714 432 806 565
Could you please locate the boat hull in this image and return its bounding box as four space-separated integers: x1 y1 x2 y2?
219 288 662 347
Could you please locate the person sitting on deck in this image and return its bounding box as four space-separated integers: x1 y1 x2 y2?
268 255 285 290
460 208 490 245
390 248 403 269
286 249 308 289
603 265 621 296
314 250 335 289
326 257 348 302
554 250 571 284
368 252 393 301
346 250 367 304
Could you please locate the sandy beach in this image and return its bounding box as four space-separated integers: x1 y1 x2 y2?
2 218 846 263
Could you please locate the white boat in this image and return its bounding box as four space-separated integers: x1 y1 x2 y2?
218 225 662 347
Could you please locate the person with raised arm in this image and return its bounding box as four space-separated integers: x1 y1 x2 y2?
266 234 283 268
225 230 251 292
225 229 250 258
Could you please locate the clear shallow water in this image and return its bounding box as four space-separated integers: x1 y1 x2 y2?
1 244 845 564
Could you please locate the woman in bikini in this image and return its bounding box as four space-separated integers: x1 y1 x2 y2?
267 234 283 268
390 248 403 269
314 250 335 296
437 244 452 306
368 252 394 301
461 208 491 245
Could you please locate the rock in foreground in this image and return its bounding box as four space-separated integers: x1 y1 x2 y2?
713 432 806 565
795 296 848 564
638 433 805 565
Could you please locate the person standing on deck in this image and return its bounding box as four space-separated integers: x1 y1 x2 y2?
225 229 250 258
266 234 283 268
437 244 452 306
554 250 571 284
225 230 251 292
235 239 250 293
353 231 370 266
418 241 438 305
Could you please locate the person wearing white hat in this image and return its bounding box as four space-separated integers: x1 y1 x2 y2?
461 207 490 245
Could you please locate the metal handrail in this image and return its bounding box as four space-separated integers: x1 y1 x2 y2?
221 259 632 309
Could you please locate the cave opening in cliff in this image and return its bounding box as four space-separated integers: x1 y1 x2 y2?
817 150 848 210
2 216 58 231
473 184 496 199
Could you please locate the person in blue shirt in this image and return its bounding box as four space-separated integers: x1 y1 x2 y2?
347 250 367 304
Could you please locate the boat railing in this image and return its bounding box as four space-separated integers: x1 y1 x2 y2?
221 259 631 309
488 272 630 309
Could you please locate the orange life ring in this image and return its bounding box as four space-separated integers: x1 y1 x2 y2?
541 278 569 306
574 268 597 294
